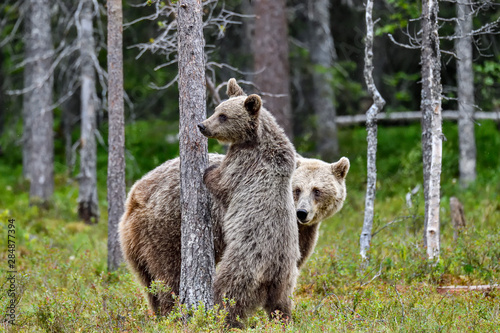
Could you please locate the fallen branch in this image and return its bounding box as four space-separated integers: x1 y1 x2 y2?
437 284 500 294
337 110 500 126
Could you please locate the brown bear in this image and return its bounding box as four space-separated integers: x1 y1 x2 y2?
119 153 349 318
293 156 349 268
197 79 299 327
118 81 350 322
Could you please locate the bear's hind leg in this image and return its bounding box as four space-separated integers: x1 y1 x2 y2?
264 283 294 325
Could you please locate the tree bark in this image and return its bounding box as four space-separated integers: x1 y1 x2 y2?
360 0 386 261
421 0 442 260
253 0 293 138
177 0 215 310
450 197 466 241
107 0 125 271
78 0 99 224
455 2 476 187
307 0 339 161
23 0 54 205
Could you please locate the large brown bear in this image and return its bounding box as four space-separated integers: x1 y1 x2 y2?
118 154 349 316
118 80 350 324
198 79 298 327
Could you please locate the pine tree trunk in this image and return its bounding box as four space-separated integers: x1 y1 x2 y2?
78 0 99 224
455 2 476 187
421 0 442 260
360 0 385 260
107 0 125 271
23 0 54 205
253 0 293 138
177 0 215 310
308 0 339 161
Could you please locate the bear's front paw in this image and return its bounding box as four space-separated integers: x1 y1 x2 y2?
203 164 220 185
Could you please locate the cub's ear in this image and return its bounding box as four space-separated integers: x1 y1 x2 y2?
332 157 350 179
226 78 246 98
244 94 262 117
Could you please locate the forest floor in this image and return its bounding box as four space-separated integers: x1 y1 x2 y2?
0 122 499 332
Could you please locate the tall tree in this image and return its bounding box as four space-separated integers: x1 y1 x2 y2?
308 0 340 161
455 1 476 187
359 0 386 261
253 0 293 138
78 0 99 224
421 0 443 260
23 0 54 205
107 0 125 271
177 0 215 310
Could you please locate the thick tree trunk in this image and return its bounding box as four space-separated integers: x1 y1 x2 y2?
253 0 293 138
360 0 385 261
177 0 215 310
78 0 99 224
455 2 476 187
307 0 339 161
23 0 54 205
107 0 125 271
421 0 442 260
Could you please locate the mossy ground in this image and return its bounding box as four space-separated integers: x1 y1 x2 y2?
0 121 499 332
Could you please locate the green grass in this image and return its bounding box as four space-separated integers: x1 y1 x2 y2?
0 121 499 331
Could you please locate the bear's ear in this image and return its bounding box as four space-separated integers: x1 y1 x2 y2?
295 154 303 169
331 157 350 179
226 78 246 98
244 94 262 117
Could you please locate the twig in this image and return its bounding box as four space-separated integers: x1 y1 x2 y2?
393 284 405 325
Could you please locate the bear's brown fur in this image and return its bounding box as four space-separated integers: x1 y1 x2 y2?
119 153 349 317
118 80 350 324
198 79 298 327
293 156 350 267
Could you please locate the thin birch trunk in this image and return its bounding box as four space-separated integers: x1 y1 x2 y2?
23 0 54 205
360 0 386 260
253 0 293 138
308 0 340 161
421 0 442 260
107 0 125 271
456 2 476 187
177 0 215 310
78 0 99 224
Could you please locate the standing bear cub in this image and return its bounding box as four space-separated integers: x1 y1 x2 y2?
198 79 299 328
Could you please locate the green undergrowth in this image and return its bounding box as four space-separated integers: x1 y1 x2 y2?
0 121 499 331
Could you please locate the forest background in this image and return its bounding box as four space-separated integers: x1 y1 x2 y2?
0 0 499 331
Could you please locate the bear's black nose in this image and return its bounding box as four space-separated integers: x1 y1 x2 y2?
297 209 308 222
197 123 206 133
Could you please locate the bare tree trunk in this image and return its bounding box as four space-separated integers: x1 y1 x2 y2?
177 0 215 310
421 0 442 260
456 2 476 187
62 95 78 170
107 0 125 271
23 0 54 205
307 0 339 161
450 197 466 241
78 0 99 224
253 0 293 138
360 0 385 261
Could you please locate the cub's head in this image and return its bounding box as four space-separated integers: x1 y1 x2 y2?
292 157 350 226
198 79 261 144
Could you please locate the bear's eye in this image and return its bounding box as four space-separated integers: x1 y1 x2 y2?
218 114 228 122
313 188 321 197
294 188 301 197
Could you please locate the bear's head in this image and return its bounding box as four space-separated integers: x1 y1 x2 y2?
198 79 262 144
293 157 350 226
